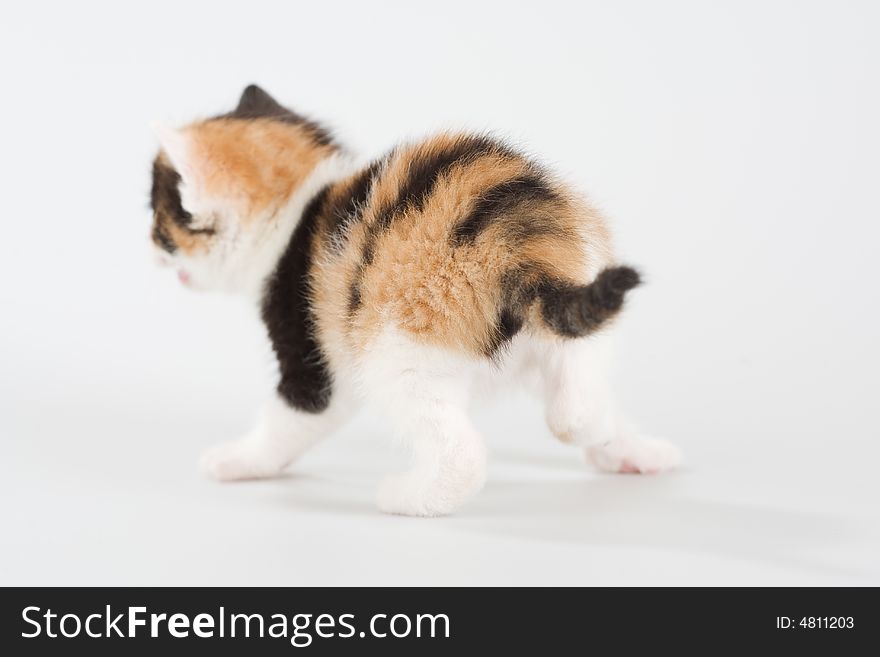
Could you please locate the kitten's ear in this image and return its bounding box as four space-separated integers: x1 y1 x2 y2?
234 84 291 118
150 122 202 188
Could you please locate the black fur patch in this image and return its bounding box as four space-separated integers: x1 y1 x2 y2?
482 268 540 357
484 265 640 354
538 266 641 337
451 174 559 245
221 84 335 148
484 306 525 358
261 186 334 413
325 158 383 246
151 221 176 253
150 159 192 228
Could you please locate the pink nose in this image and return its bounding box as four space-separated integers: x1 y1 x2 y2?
177 270 191 285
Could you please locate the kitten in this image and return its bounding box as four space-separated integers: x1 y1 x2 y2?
149 84 681 516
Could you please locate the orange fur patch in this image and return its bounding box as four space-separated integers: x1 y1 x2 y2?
187 118 333 218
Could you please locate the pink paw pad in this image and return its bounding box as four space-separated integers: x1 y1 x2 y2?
618 460 660 475
619 460 641 474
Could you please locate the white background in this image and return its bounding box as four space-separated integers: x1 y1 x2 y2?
1 1 878 585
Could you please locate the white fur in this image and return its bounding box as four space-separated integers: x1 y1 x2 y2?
356 326 489 516
201 386 358 481
535 335 682 473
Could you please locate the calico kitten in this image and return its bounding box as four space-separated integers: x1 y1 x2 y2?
149 84 681 516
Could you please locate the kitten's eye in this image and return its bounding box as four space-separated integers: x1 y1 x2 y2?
184 216 217 236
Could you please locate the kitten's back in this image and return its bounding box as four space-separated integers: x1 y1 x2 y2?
308 132 630 359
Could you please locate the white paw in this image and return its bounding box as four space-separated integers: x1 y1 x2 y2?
376 466 486 517
376 475 441 517
587 435 682 474
199 440 289 481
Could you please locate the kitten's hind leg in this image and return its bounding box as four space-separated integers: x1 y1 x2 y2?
375 404 487 517
200 392 350 481
538 335 682 474
362 329 487 517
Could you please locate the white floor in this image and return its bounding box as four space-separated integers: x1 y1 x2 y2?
3 379 877 586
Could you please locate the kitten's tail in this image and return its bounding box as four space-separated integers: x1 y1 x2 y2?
535 266 641 337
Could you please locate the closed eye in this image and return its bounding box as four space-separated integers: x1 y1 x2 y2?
183 225 216 236
175 210 216 236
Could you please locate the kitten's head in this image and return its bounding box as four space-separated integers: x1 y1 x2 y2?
149 85 336 294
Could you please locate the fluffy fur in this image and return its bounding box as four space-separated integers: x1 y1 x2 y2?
150 85 681 516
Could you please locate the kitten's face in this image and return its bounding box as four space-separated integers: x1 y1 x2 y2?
149 85 334 293
149 145 225 291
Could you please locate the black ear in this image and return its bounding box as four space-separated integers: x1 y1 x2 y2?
232 84 294 119
226 83 335 147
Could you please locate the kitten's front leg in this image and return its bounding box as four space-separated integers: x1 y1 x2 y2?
200 392 349 481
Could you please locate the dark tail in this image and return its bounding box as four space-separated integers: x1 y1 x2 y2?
538 266 641 337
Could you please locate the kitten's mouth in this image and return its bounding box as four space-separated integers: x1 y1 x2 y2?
177 269 191 286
